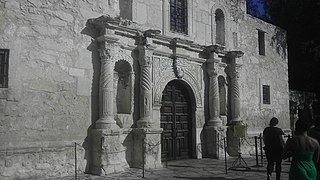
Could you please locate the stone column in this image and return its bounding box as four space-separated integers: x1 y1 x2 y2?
132 29 162 169
225 50 244 156
226 51 244 125
203 45 224 158
207 64 221 127
95 48 118 129
90 34 128 175
137 45 155 128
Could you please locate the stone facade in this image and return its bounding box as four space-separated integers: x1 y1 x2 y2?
0 0 290 179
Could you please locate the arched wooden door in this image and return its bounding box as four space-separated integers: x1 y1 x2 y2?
160 80 192 160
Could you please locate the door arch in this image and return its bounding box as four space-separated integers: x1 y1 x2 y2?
160 80 195 160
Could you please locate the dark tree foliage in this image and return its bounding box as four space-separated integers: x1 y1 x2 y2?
247 0 320 94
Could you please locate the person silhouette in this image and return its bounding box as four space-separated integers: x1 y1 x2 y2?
263 117 285 180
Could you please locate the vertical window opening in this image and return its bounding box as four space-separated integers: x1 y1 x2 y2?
215 9 225 46
0 49 9 88
262 85 270 104
170 0 188 34
258 30 265 55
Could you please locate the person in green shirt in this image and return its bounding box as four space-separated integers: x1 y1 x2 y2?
283 119 320 180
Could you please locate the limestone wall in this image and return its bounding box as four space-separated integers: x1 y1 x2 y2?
0 0 290 178
130 0 290 135
131 0 246 47
239 15 290 135
0 0 119 179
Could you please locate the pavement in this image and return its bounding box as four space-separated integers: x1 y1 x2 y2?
53 155 291 180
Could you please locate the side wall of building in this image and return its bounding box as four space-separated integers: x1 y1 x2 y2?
239 15 290 135
0 0 119 179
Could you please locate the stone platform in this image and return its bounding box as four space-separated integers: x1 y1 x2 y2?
49 155 290 180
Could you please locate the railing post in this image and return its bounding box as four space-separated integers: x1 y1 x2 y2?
255 136 259 166
217 133 220 159
142 139 145 178
259 133 263 166
75 142 77 180
224 137 227 174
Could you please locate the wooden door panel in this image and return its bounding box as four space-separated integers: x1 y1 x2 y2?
161 81 191 161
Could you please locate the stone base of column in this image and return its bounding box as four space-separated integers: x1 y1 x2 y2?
203 126 226 159
207 118 222 127
95 117 118 129
89 129 128 175
226 123 246 156
131 128 163 169
136 119 152 128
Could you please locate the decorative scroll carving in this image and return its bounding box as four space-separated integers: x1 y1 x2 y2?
98 49 113 89
153 56 203 107
153 69 203 107
229 70 240 98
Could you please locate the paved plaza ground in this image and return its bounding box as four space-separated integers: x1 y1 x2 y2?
52 155 291 180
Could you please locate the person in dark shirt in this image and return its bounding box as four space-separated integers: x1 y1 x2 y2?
263 117 285 180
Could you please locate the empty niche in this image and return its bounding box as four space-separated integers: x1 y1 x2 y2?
218 76 227 115
114 60 132 114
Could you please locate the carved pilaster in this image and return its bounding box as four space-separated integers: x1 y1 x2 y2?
204 45 223 127
226 51 244 125
137 46 154 128
96 48 118 129
207 65 221 127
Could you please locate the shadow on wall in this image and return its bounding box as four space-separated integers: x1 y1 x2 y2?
271 27 287 59
80 19 102 173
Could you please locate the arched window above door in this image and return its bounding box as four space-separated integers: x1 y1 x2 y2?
215 9 225 46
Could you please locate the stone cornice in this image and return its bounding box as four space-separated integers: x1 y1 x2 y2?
89 16 244 65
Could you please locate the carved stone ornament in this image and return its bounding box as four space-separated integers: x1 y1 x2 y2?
173 58 184 78
98 49 111 61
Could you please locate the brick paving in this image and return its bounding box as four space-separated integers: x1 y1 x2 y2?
52 155 291 180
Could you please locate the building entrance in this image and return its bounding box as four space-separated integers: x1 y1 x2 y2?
160 80 192 161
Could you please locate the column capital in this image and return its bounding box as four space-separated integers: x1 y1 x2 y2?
207 67 218 78
98 49 111 61
226 50 244 59
203 45 225 61
137 45 155 66
135 29 161 46
204 45 225 54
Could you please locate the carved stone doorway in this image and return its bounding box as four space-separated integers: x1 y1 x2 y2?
160 80 193 161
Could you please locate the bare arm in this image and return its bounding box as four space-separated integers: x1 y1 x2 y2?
313 140 320 164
